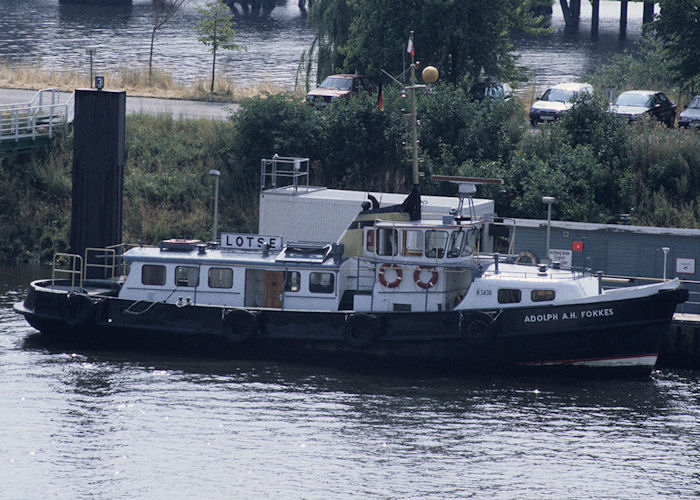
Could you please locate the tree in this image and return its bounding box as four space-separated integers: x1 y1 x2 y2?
149 0 189 85
307 0 549 85
195 0 245 95
652 0 700 91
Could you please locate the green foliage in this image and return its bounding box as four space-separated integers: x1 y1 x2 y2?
195 0 246 94
653 0 700 91
307 0 549 85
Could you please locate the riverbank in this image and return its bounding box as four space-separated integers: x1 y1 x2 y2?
0 61 293 102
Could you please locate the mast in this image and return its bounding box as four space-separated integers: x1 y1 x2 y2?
404 31 422 220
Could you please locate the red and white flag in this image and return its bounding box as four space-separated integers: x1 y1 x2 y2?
406 38 414 57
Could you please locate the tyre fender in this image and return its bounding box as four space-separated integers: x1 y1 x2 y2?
343 313 379 349
459 311 496 347
223 309 259 343
62 293 97 328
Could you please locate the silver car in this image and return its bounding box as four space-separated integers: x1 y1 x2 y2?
678 95 700 129
529 82 593 125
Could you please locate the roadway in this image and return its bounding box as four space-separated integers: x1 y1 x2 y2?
0 88 237 121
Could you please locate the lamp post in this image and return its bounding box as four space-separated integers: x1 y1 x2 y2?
542 196 555 262
209 169 220 243
662 247 670 281
85 46 97 88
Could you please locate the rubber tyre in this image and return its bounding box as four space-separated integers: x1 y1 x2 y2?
62 293 96 328
223 309 259 343
460 312 495 348
343 313 379 349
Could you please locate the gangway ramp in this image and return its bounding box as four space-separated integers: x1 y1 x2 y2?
0 88 74 151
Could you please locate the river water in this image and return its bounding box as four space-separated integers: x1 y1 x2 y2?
2 0 648 92
2 264 700 497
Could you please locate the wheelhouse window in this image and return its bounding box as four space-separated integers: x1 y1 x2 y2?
425 230 448 258
447 231 466 258
365 229 375 253
401 230 423 256
377 228 398 256
461 229 477 256
531 290 555 302
175 266 199 287
284 271 301 292
498 289 521 304
142 264 166 286
309 272 335 294
208 267 233 289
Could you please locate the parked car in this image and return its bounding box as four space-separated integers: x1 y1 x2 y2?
469 80 513 101
529 82 593 125
678 95 700 129
305 74 376 105
609 90 676 127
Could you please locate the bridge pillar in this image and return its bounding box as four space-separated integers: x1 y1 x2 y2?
591 0 600 35
620 0 628 38
70 89 126 275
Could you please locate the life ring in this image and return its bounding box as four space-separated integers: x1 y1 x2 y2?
343 313 379 349
62 293 96 328
378 263 403 288
414 266 439 289
223 309 259 343
515 251 537 265
459 311 495 347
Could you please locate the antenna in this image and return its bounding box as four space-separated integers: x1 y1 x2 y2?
431 175 504 222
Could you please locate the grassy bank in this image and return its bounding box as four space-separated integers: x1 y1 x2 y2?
0 60 293 102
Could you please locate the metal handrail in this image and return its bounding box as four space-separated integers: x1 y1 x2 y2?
52 253 83 292
0 89 74 144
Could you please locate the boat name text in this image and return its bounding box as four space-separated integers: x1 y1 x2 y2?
220 233 283 250
524 308 614 323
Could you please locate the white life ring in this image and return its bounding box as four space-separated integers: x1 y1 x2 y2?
515 251 537 265
414 266 439 289
378 263 403 288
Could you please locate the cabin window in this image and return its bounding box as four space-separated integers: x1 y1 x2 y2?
401 230 423 256
284 271 301 292
175 266 199 287
531 289 555 302
366 230 375 252
208 267 233 288
142 264 166 286
377 228 398 256
447 231 466 258
309 272 335 294
498 288 521 304
425 230 448 258
461 230 477 256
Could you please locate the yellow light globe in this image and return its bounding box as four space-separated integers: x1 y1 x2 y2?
422 66 439 83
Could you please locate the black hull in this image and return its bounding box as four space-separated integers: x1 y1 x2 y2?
15 283 688 377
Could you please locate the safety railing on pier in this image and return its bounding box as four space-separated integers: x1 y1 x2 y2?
0 88 74 147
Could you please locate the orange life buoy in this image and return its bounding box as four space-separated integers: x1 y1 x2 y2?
378 263 403 288
414 266 439 289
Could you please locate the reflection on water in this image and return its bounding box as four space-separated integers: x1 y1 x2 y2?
2 264 700 497
1 0 646 91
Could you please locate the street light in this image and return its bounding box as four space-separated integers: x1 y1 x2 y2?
85 46 97 88
542 196 555 262
662 247 670 281
209 169 220 243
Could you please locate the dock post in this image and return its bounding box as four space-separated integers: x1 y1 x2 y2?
70 88 126 278
619 0 628 38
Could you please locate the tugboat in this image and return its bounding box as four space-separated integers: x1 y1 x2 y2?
13 34 688 376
